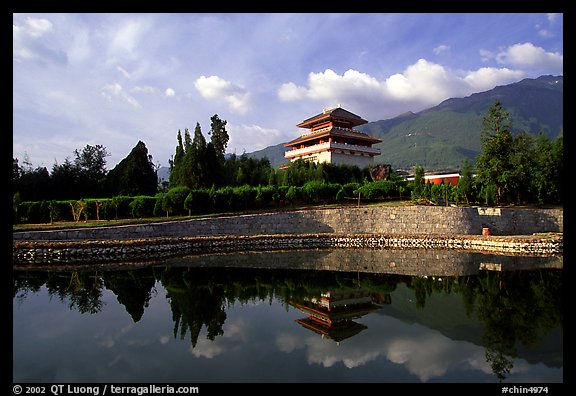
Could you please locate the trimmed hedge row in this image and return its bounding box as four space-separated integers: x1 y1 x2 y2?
15 180 413 224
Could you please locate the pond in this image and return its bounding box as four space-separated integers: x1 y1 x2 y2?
13 248 563 384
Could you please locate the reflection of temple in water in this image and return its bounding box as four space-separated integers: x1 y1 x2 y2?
289 289 388 343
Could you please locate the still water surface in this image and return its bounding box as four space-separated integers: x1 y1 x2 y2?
13 249 563 383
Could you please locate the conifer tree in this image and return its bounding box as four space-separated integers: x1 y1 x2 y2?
169 130 185 188
106 141 157 196
209 114 229 163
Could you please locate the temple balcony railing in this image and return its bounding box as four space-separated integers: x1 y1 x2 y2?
285 142 380 158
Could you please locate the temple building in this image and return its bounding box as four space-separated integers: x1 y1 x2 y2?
284 107 382 168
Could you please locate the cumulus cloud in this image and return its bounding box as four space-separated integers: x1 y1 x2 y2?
463 67 526 92
496 42 563 73
164 88 175 97
385 59 468 103
278 68 387 105
195 75 251 114
277 60 469 119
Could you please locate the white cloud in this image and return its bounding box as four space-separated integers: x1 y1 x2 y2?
116 65 131 79
106 19 151 61
433 45 450 55
13 16 66 64
538 29 554 39
227 124 283 153
195 75 251 114
385 59 466 103
22 16 53 38
496 42 563 73
165 88 175 97
547 13 560 23
277 60 471 119
463 67 526 92
278 82 307 101
278 68 386 106
102 83 141 108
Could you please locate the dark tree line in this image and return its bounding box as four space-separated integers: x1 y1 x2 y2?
13 140 158 202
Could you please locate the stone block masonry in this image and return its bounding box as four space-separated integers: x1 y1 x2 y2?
13 205 563 242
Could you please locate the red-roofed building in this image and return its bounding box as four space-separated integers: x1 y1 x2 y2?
284 107 381 168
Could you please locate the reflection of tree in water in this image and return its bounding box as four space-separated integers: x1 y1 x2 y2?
103 269 157 322
473 270 562 382
13 271 48 305
43 271 105 314
12 264 562 381
160 268 227 347
408 275 457 309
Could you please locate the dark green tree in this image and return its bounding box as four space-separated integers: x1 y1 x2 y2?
457 158 474 205
475 101 514 205
73 144 110 197
209 114 229 163
189 123 208 188
411 165 425 202
106 141 158 196
169 130 185 188
530 134 563 205
51 158 81 200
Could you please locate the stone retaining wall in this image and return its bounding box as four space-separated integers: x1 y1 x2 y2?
13 205 563 241
13 233 563 266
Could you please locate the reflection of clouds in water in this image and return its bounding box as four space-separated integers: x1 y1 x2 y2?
386 334 482 382
189 317 249 359
276 332 302 353
224 317 248 341
276 314 489 382
504 359 563 383
190 338 224 358
95 323 135 348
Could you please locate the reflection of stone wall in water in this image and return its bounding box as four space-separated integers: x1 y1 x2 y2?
163 248 563 277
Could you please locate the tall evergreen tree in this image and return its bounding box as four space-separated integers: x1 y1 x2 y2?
475 101 514 205
169 130 185 188
209 114 229 163
188 123 208 188
106 141 158 196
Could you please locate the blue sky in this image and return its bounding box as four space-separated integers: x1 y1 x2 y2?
13 13 564 170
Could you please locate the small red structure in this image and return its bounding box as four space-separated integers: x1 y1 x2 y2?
424 172 461 186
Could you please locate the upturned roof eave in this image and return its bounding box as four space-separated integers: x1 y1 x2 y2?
284 128 381 147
